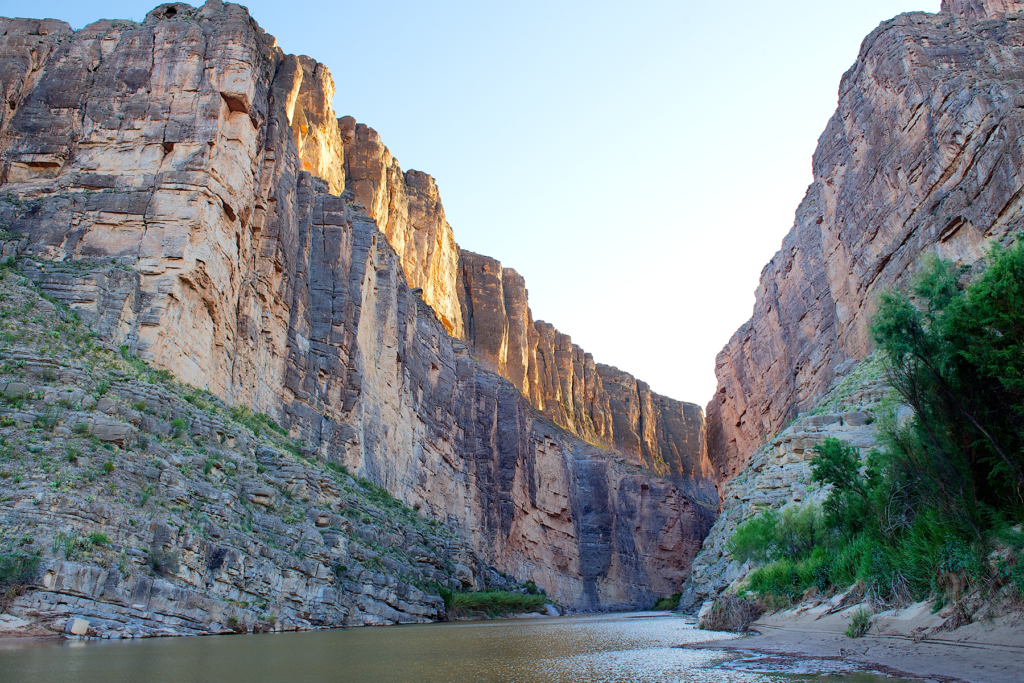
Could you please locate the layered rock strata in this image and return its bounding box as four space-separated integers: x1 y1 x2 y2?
708 0 1024 483
0 277 481 636
340 120 464 339
457 251 715 499
341 127 714 499
0 1 716 610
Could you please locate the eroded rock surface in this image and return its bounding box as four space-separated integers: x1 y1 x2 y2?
942 0 1024 20
0 1 716 613
708 2 1024 483
0 278 475 637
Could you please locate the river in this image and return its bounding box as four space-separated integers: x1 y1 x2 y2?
0 612 916 683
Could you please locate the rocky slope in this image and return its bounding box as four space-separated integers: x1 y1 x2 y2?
707 0 1024 483
0 1 717 615
680 357 890 611
0 268 486 636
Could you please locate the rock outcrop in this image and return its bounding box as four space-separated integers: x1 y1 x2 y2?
0 1 716 612
338 126 713 498
707 0 1024 483
942 0 1024 21
0 274 487 636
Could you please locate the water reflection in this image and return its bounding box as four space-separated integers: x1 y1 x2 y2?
0 612 914 683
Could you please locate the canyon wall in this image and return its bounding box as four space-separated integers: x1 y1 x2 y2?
341 125 713 500
0 1 716 609
457 251 713 499
707 0 1024 482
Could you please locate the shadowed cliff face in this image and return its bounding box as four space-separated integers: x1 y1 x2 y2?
0 1 716 609
707 1 1024 482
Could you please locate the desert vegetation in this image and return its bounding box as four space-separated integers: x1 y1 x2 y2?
441 589 549 619
729 240 1024 618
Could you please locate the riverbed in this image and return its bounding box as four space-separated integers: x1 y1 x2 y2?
0 611 916 683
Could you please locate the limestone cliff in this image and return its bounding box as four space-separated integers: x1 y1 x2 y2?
682 358 890 611
338 124 712 497
340 120 464 339
0 1 716 612
707 0 1024 483
458 251 714 500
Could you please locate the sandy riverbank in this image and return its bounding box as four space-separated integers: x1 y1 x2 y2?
690 598 1024 683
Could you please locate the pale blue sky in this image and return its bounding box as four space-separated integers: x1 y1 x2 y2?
15 0 940 405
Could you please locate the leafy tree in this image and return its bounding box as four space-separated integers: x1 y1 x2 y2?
870 242 1024 534
810 438 882 535
736 238 1024 607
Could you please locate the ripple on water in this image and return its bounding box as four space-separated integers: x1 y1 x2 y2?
0 612 915 683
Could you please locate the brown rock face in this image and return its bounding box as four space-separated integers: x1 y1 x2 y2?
0 1 715 609
942 0 1024 20
707 6 1024 482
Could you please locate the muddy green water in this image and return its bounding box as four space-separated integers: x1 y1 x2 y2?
0 612 915 683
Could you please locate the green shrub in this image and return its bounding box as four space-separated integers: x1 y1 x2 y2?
52 531 89 560
88 532 110 547
736 241 1024 611
652 593 681 610
730 510 781 564
730 505 827 565
747 559 803 602
230 405 287 437
445 590 548 618
147 549 180 576
811 438 881 535
871 244 1024 533
0 549 40 587
33 405 62 431
846 607 872 638
362 556 385 571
